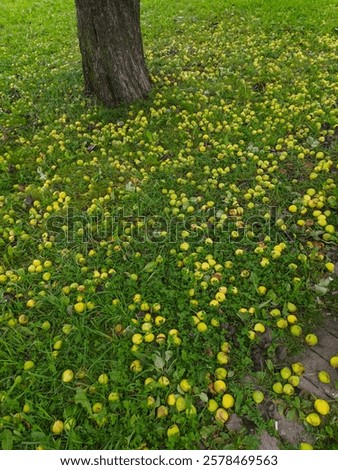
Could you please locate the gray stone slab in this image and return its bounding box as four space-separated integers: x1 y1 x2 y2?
299 376 332 400
259 431 279 450
310 329 337 361
322 317 338 339
294 327 338 400
272 409 313 446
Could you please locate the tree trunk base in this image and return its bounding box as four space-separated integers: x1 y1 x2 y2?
75 0 151 107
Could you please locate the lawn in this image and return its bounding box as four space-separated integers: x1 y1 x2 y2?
0 0 337 450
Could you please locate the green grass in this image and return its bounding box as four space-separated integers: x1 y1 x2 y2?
0 0 337 450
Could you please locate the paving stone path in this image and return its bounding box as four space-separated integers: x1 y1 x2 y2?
296 316 338 400
258 315 338 449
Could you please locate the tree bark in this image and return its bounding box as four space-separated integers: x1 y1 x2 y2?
74 0 151 107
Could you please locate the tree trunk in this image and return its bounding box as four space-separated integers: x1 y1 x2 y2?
74 0 151 107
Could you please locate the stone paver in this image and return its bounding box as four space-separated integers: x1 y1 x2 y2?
295 318 338 400
258 431 279 450
259 317 337 449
